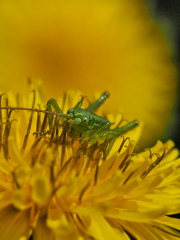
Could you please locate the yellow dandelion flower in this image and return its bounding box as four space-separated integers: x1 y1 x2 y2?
0 86 180 240
0 0 177 149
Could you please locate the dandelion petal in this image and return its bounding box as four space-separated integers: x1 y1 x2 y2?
0 205 30 240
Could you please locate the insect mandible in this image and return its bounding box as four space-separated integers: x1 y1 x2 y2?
0 92 138 155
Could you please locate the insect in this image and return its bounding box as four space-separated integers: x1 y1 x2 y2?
0 92 138 155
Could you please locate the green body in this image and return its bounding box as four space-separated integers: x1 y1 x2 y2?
65 108 112 142
46 92 139 153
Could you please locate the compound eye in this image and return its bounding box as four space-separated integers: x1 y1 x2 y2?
82 116 89 124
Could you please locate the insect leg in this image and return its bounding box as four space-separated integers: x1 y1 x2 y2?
46 98 63 129
86 91 109 112
105 120 139 157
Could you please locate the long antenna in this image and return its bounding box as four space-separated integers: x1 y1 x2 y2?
0 107 69 118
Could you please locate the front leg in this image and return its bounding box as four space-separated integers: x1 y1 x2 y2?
46 98 63 130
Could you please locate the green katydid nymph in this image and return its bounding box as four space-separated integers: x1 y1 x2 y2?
0 92 138 155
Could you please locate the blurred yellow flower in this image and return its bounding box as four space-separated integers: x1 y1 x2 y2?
0 0 177 150
0 87 179 240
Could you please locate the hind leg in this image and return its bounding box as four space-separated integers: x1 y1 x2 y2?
102 120 139 156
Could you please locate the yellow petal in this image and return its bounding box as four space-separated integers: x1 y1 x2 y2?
87 213 123 240
106 207 167 222
0 205 30 240
156 216 180 231
33 216 53 240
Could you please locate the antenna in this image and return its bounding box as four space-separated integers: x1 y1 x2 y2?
0 107 69 118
